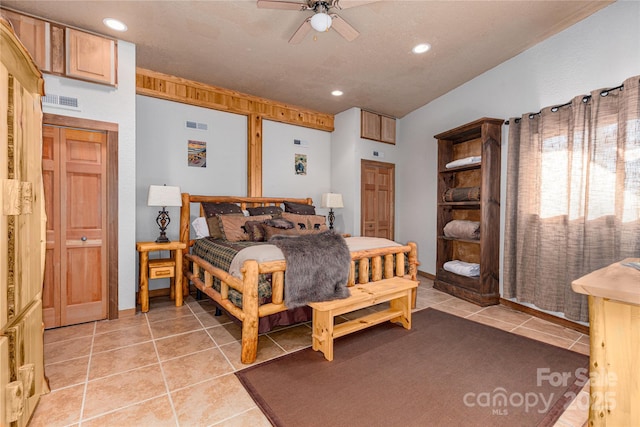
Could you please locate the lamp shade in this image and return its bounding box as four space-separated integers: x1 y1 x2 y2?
322 192 344 209
310 12 332 32
147 185 182 207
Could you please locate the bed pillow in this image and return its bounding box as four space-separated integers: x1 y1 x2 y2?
247 206 283 217
206 213 243 239
283 201 316 215
263 224 325 240
245 221 267 242
281 212 328 231
202 202 243 218
192 217 209 239
219 214 271 242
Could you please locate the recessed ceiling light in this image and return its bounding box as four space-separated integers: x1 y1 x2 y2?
412 43 431 54
103 18 127 32
331 90 343 96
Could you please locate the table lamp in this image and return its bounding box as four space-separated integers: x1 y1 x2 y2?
147 184 182 243
321 192 344 230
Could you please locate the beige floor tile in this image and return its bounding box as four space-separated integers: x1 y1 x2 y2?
43 335 93 364
89 341 158 380
81 395 176 427
82 364 167 419
27 384 84 427
188 296 220 314
466 313 518 332
196 309 234 328
511 326 575 349
44 322 95 344
155 329 217 361
171 374 256 426
521 317 583 341
569 341 590 356
554 390 589 427
94 313 148 334
149 314 203 339
418 291 455 305
213 407 272 427
578 334 590 345
430 304 473 318
44 356 89 390
206 322 243 345
476 304 533 325
266 323 312 352
92 323 152 353
146 303 195 323
438 297 485 314
162 348 234 391
221 335 287 370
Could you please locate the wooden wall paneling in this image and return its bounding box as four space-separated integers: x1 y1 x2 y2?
247 114 263 197
135 68 334 132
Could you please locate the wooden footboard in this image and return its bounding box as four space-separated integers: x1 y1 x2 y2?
179 193 419 364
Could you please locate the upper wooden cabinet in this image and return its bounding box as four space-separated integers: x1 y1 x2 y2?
0 8 117 86
66 28 116 85
361 109 396 144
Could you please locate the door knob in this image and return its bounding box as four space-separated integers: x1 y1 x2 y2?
81 236 87 241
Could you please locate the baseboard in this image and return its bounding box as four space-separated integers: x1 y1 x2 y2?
499 298 589 335
418 270 435 280
118 308 136 318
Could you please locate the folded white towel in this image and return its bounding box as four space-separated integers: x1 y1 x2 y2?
443 260 480 277
445 156 481 169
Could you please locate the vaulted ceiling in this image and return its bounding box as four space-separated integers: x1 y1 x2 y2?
2 0 612 118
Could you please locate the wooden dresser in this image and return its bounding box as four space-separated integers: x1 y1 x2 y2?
1 18 48 426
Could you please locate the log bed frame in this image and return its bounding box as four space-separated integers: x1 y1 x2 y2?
179 194 419 364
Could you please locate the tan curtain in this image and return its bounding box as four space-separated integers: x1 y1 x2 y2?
504 75 640 322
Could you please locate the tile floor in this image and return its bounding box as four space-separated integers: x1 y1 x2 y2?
30 278 590 427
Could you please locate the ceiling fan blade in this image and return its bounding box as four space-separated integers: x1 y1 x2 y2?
330 14 359 41
334 0 377 9
289 18 312 44
257 0 308 11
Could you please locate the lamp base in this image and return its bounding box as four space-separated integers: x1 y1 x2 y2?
328 208 335 230
155 233 170 243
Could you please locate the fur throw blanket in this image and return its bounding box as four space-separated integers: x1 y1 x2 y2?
269 231 351 308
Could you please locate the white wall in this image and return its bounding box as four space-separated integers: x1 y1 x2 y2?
262 120 332 215
397 1 640 284
135 96 248 289
331 107 400 236
42 40 137 312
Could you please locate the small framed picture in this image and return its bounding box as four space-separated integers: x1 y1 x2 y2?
295 153 307 175
188 140 206 167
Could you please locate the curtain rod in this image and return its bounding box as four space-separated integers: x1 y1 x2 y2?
504 83 625 125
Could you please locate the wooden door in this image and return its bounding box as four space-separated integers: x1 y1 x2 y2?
361 159 395 239
42 125 108 328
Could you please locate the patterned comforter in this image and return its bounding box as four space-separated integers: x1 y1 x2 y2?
190 238 272 308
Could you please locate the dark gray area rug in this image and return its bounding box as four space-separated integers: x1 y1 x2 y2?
236 308 588 427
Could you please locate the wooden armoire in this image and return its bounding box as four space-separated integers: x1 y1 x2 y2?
1 18 48 426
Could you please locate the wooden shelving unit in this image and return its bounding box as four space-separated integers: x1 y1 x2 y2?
434 117 503 306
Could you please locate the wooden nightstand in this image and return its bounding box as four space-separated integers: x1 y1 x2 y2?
136 241 187 312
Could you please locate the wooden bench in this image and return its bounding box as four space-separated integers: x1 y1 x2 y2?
308 277 419 361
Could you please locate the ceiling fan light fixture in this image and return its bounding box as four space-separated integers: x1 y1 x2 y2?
310 12 332 32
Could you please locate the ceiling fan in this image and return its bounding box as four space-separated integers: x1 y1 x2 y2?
257 0 364 44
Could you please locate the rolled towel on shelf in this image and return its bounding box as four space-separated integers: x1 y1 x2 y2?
445 156 481 169
443 187 480 202
443 260 480 277
443 220 480 240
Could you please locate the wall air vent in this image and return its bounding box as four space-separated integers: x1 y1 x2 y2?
186 120 208 131
42 94 80 110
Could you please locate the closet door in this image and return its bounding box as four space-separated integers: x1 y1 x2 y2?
361 159 395 240
42 125 108 328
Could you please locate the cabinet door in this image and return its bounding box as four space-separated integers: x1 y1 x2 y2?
380 115 396 144
361 110 381 141
66 28 116 85
0 10 49 71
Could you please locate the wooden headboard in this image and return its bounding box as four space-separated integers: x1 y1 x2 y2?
178 194 314 249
